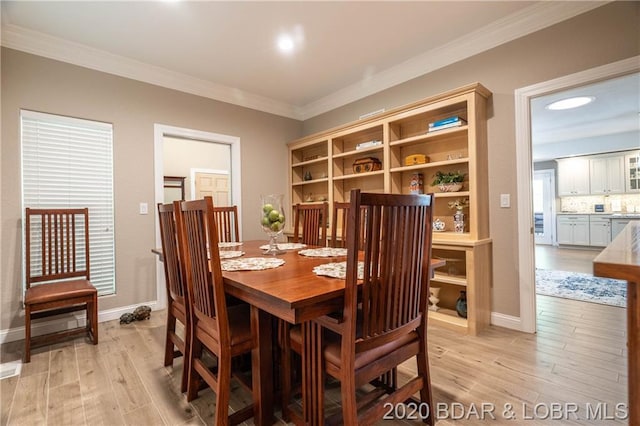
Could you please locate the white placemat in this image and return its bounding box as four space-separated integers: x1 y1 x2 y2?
298 247 348 258
259 243 307 250
221 257 285 271
312 261 364 279
219 250 244 259
218 242 243 248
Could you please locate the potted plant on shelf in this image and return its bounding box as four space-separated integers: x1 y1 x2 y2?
432 171 465 192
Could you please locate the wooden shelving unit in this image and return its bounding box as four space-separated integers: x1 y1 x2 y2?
287 83 492 335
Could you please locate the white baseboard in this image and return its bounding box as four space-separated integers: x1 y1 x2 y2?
0 300 161 345
491 311 526 332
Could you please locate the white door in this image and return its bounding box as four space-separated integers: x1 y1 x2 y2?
195 172 230 206
533 170 554 245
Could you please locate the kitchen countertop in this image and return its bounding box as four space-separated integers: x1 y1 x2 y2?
557 212 640 218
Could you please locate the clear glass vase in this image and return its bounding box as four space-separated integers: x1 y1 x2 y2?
260 194 286 255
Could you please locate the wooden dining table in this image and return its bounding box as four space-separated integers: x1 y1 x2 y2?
153 240 445 425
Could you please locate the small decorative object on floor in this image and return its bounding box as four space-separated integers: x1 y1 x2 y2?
456 291 468 318
429 287 441 311
119 305 152 324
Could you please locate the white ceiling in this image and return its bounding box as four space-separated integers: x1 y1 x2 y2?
531 72 640 161
1 1 607 121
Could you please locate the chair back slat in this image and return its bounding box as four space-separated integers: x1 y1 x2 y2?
157 203 184 300
293 202 328 246
175 197 230 344
212 206 240 243
344 190 433 354
331 202 367 249
25 208 90 287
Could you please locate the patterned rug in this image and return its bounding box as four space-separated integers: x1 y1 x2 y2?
535 269 626 308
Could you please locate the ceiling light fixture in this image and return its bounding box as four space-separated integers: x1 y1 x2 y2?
277 35 295 54
546 96 595 110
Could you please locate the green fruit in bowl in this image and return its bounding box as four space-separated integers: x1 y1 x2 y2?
270 221 283 232
268 210 280 222
262 203 273 214
261 216 270 227
278 213 285 223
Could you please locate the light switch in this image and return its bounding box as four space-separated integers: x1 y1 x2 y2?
139 202 148 215
500 194 510 208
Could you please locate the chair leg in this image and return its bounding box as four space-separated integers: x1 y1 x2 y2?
164 302 177 367
186 333 202 402
416 335 434 426
340 373 358 425
180 318 190 394
91 295 98 344
214 355 232 425
24 305 31 363
280 322 292 422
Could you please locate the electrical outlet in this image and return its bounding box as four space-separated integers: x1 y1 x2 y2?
500 194 510 208
139 202 148 215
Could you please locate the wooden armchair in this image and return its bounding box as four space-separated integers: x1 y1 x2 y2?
23 208 98 363
174 197 256 424
212 205 240 243
293 202 328 246
157 203 190 392
282 190 435 425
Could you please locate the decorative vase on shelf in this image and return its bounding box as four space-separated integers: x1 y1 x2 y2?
260 194 285 255
428 287 441 312
453 210 465 233
456 290 468 318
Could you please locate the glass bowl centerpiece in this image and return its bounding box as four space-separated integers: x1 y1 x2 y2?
260 194 286 255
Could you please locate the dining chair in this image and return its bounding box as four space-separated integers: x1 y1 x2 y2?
293 202 328 246
23 208 98 363
212 205 241 243
157 202 190 393
174 197 256 424
282 189 435 425
330 201 368 249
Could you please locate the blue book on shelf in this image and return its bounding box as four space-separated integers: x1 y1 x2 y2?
429 115 466 128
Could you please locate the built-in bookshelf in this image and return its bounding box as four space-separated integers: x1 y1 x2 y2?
287 83 492 334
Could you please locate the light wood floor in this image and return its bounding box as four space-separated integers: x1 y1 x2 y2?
1 296 628 425
535 244 601 275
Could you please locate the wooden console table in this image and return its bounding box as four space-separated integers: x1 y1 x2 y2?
593 221 640 424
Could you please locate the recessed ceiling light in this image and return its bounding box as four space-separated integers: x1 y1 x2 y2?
277 35 295 53
546 96 595 110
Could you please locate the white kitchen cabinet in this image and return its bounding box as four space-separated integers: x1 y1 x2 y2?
589 155 625 194
589 216 611 246
625 151 640 193
611 218 639 240
557 215 590 245
557 158 590 196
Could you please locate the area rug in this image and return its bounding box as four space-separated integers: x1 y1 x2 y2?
535 269 626 308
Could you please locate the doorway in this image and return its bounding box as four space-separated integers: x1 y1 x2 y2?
153 124 242 309
533 169 555 245
514 56 639 333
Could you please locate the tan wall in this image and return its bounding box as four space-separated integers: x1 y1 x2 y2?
1 2 638 333
0 48 301 331
301 2 640 317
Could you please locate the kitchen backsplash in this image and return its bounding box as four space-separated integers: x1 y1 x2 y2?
560 194 640 213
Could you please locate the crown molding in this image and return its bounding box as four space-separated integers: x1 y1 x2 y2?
1 1 607 121
298 1 608 120
1 23 301 119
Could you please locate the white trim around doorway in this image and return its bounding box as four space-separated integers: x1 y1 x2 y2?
514 56 639 333
153 124 242 310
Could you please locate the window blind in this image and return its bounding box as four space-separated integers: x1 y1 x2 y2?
21 110 115 296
